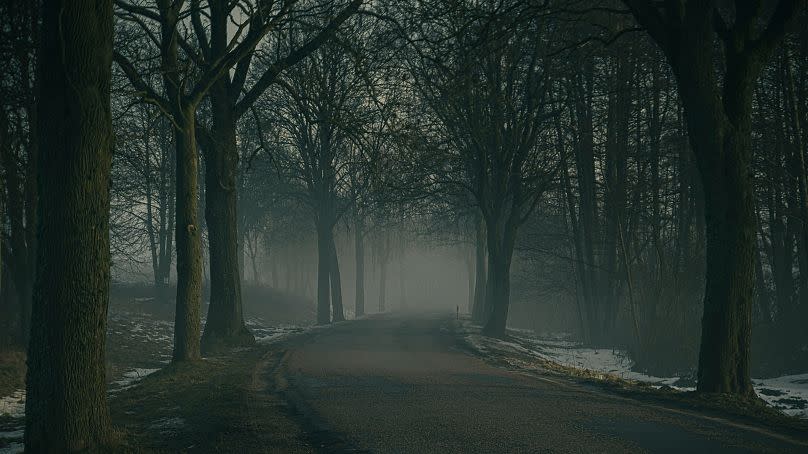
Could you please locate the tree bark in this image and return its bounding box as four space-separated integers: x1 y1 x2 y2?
21 0 39 348
471 213 487 323
695 136 756 394
0 109 33 346
172 110 203 361
602 49 632 340
623 0 800 396
354 218 365 317
675 109 692 273
200 76 253 354
559 113 591 343
316 222 332 324
330 237 345 321
783 48 808 310
481 246 512 337
570 60 600 342
156 124 175 303
466 249 474 314
25 0 114 449
481 212 517 337
379 234 388 313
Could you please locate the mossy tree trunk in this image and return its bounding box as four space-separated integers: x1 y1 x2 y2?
199 0 253 354
200 77 253 354
171 109 203 361
25 0 114 449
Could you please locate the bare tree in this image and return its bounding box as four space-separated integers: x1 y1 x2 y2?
623 0 805 395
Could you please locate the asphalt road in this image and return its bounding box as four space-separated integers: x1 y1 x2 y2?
276 313 808 453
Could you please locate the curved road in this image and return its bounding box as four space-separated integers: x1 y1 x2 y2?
274 314 808 453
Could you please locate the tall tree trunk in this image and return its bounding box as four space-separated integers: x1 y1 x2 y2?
200 78 253 353
481 247 512 337
466 249 474 314
784 48 808 311
696 137 756 394
238 227 246 278
471 213 487 323
152 0 204 362
648 58 664 286
330 236 345 321
675 108 692 273
249 234 260 283
481 213 517 337
25 0 114 449
559 113 590 343
768 104 795 322
571 60 600 342
754 220 773 325
21 1 39 348
602 49 632 341
0 109 32 346
354 218 365 317
316 222 332 324
399 248 407 310
0 178 3 309
157 133 175 303
271 245 279 289
623 0 799 395
172 111 203 362
379 234 388 312
284 248 294 293
674 35 757 395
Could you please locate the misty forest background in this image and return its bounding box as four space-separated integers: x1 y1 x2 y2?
2 0 808 448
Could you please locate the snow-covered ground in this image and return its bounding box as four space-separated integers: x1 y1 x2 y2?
753 373 808 418
0 391 24 420
460 321 808 419
110 368 161 393
0 390 24 453
247 318 307 344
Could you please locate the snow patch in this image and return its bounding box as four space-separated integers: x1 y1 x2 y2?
0 391 25 419
753 373 808 418
462 321 808 419
0 426 24 454
0 429 23 440
0 442 23 454
110 368 159 393
247 319 307 344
